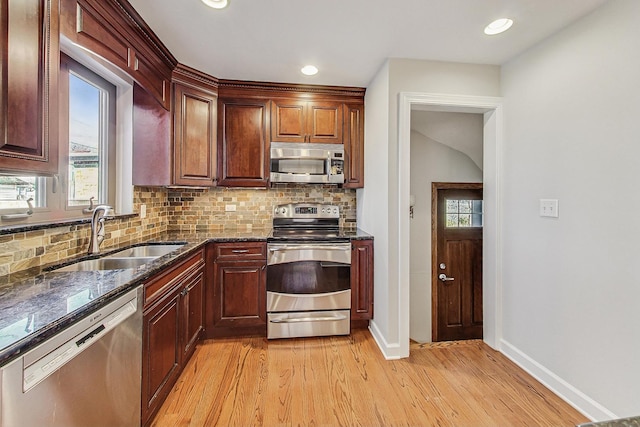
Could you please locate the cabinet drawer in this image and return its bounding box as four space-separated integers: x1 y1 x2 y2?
214 242 266 260
144 249 205 308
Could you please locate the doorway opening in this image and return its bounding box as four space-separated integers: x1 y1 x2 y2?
395 92 503 359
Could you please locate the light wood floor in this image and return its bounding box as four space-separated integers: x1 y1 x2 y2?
152 330 588 427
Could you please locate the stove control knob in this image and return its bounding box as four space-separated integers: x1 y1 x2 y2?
279 207 287 215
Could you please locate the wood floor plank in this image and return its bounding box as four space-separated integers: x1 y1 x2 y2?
152 330 588 427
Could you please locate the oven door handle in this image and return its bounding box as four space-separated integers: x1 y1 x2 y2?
320 262 349 268
269 245 350 252
270 314 348 323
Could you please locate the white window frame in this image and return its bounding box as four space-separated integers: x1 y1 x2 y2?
0 43 133 227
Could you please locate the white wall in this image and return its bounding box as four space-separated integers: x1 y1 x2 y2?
409 124 483 343
411 111 484 170
501 0 640 419
362 58 500 357
358 61 391 342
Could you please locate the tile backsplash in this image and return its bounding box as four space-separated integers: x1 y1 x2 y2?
0 188 168 276
0 185 356 275
166 186 357 232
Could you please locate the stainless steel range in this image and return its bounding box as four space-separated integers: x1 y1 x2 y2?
267 203 351 339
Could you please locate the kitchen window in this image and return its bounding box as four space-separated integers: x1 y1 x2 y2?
63 54 116 210
0 53 132 226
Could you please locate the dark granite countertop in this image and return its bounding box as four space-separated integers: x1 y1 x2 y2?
0 227 373 367
578 416 640 427
343 228 374 240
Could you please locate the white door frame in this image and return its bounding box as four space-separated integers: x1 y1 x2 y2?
398 92 503 356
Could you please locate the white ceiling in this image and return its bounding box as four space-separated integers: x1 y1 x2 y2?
127 0 608 88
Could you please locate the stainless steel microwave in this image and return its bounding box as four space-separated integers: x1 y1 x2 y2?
270 142 345 184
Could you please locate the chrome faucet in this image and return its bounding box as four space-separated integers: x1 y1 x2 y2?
87 205 112 255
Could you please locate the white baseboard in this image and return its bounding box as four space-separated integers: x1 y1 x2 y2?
368 320 405 360
500 339 617 422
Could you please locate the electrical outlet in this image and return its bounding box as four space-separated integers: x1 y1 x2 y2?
140 204 147 219
539 199 559 218
225 204 236 212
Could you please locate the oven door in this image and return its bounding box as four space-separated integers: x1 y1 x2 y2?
267 242 351 296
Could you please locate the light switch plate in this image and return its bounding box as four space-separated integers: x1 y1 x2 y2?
539 199 559 218
225 204 236 212
140 204 146 219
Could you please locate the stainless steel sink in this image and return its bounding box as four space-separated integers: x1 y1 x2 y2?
55 257 157 272
105 244 185 259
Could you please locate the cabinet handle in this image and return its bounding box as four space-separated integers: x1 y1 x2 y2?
231 249 249 253
1 198 34 220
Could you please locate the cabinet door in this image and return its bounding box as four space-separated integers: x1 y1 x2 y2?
351 240 374 320
343 103 364 188
173 83 217 186
307 101 343 144
217 98 269 187
60 0 129 72
213 260 266 329
181 269 204 363
271 99 306 142
0 0 59 174
142 286 182 426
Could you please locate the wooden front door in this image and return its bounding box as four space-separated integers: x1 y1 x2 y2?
432 183 483 341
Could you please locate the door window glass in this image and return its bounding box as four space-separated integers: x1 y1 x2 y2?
446 199 483 228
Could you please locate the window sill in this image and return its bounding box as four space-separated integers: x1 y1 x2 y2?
0 213 138 236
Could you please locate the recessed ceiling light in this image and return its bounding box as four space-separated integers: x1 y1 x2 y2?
202 0 228 9
484 18 513 35
301 65 318 76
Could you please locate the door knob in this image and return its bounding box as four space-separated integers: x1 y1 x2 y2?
438 273 455 282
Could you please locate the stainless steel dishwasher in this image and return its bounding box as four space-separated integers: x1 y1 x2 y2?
0 286 143 427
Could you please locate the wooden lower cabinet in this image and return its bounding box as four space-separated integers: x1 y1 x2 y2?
351 239 374 326
141 250 205 426
181 269 205 362
141 285 182 426
206 242 267 337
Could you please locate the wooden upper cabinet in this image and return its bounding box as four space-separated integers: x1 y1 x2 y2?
0 0 59 174
133 65 217 187
307 101 343 143
217 98 269 187
130 49 170 111
60 0 174 110
60 0 129 71
132 83 172 186
343 103 365 188
173 82 217 186
271 100 306 142
271 99 342 144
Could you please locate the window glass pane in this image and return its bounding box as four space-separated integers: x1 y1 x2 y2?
0 176 44 209
459 200 472 213
446 214 458 228
446 200 458 213
472 200 483 214
68 73 102 207
472 214 483 227
459 214 471 227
